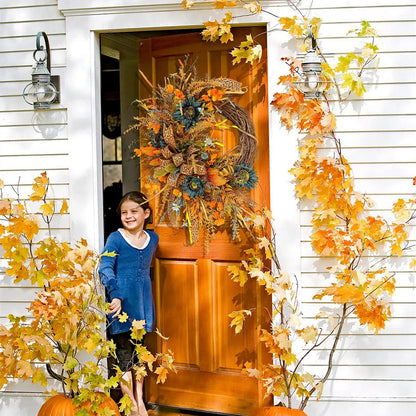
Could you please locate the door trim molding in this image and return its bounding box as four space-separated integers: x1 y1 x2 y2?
58 2 301 289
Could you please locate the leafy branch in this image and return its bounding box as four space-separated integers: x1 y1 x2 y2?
0 174 175 416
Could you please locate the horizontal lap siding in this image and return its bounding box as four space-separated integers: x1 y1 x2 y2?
0 0 68 226
289 2 416 414
0 1 69 413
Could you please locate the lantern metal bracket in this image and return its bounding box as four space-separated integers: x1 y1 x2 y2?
291 24 330 100
22 31 60 109
35 32 60 101
307 25 317 50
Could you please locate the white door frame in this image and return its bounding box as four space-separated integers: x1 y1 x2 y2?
57 0 300 278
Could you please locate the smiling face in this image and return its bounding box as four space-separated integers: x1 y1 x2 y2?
119 200 150 233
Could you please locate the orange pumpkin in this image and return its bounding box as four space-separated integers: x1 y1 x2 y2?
38 393 121 416
251 406 307 416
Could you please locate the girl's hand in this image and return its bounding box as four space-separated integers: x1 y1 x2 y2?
109 298 122 317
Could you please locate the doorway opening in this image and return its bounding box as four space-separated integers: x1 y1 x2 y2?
100 30 199 239
99 28 270 415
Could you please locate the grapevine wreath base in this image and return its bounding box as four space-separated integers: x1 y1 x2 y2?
132 60 260 246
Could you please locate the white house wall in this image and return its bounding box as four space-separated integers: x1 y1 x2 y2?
296 1 416 414
0 1 69 413
0 0 415 415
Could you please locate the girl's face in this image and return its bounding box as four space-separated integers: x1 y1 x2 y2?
119 200 150 232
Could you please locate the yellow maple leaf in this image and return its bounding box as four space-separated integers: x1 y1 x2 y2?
275 332 291 350
181 0 194 8
63 356 79 371
228 264 248 287
279 16 305 37
321 113 337 130
60 198 69 215
258 236 271 250
252 214 265 227
133 365 147 380
30 185 47 201
302 372 315 387
256 271 276 294
348 20 378 37
231 35 262 65
0 199 11 215
85 337 98 354
229 309 252 334
243 1 261 14
17 360 33 378
40 201 54 217
335 53 356 73
288 313 302 329
118 394 133 414
212 0 237 8
351 270 367 286
132 319 145 331
298 325 318 344
362 42 378 59
30 172 49 201
155 365 169 384
118 312 129 323
32 369 48 387
341 72 366 96
322 61 335 78
315 381 324 400
100 250 118 258
392 198 412 223
220 30 234 44
309 17 322 36
131 319 146 341
202 20 220 41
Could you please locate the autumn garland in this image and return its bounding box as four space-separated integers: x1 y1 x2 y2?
235 62 415 410
176 0 416 409
132 62 259 245
222 20 416 410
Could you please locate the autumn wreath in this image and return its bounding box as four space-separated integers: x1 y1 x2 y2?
132 60 259 245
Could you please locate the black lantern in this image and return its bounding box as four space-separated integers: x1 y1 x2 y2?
293 26 329 100
23 32 60 109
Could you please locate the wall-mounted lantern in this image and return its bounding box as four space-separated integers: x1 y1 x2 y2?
22 32 60 109
293 26 329 100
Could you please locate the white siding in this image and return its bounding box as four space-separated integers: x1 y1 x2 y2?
292 1 416 414
0 0 415 415
0 1 68 413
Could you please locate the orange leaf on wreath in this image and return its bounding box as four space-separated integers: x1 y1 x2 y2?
174 89 185 100
149 159 161 166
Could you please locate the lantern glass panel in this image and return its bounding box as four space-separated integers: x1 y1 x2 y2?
23 81 58 108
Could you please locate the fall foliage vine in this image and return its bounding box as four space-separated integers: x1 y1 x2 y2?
180 0 416 409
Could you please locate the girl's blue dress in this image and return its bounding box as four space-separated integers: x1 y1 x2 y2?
98 229 159 334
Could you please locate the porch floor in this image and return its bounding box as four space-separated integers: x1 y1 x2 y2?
148 404 242 416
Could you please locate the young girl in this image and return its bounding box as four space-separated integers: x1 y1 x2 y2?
99 191 159 416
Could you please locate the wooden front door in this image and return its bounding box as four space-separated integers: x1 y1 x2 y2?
139 28 271 415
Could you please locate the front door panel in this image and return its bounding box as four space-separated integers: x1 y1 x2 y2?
139 28 271 414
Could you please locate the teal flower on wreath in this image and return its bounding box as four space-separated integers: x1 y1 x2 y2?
200 152 210 162
149 130 166 148
173 96 202 129
231 163 258 189
182 175 207 198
